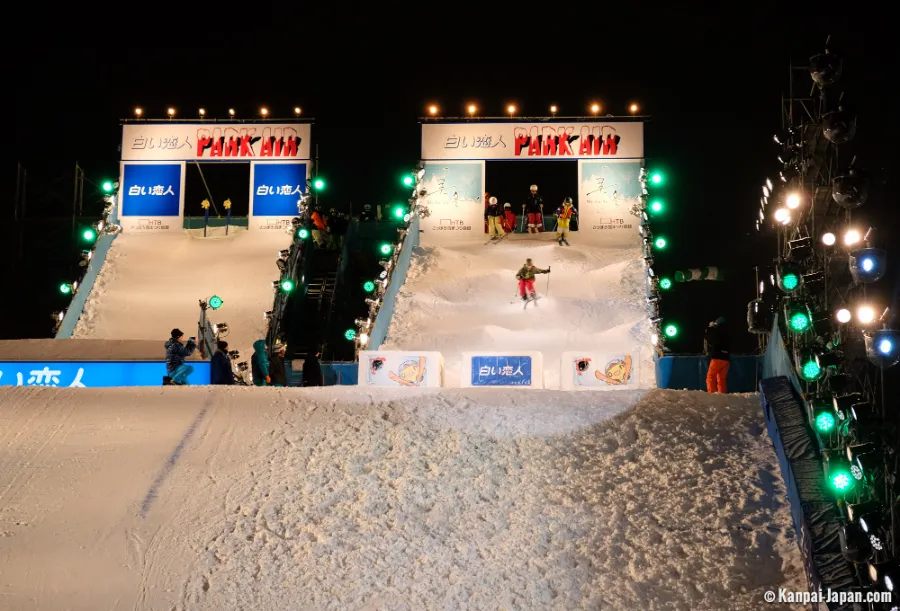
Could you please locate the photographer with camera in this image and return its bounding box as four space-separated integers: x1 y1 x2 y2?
164 328 197 385
210 340 235 385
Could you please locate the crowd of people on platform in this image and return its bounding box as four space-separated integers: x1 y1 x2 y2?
306 207 349 251
484 184 577 244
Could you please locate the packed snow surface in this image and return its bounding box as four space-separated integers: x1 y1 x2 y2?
1 385 804 610
72 227 291 360
381 235 655 389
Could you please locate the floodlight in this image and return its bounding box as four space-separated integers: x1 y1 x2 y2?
659 277 672 290
825 456 856 494
363 281 376 293
844 229 862 246
467 103 477 115
59 283 74 295
629 103 639 113
786 305 810 333
228 108 236 116
260 107 269 117
774 208 789 223
280 279 294 292
649 200 663 214
653 237 667 249
294 107 302 115
209 295 224 310
787 237 813 261
809 399 836 433
134 107 143 117
832 169 869 209
358 332 369 346
776 263 802 293
849 248 887 284
344 329 356 340
297 228 309 239
839 522 873 563
550 104 558 115
747 299 771 334
198 108 206 117
823 107 857 144
507 104 516 115
868 329 900 369
799 352 823 381
809 50 842 86
836 308 852 323
822 232 836 246
213 322 229 335
786 192 801 209
857 305 876 325
428 104 438 115
663 323 678 338
167 107 175 117
590 103 600 114
379 243 393 255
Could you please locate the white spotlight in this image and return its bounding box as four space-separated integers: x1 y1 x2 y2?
836 308 852 323
786 193 801 209
857 305 876 325
774 208 789 223
821 232 836 246
844 229 861 246
766 178 773 191
650 334 659 346
762 186 770 198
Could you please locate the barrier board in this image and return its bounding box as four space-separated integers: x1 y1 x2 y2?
576 159 642 248
0 361 211 387
559 351 640 390
460 352 543 388
419 160 485 243
119 162 186 232
249 161 310 231
358 351 443 388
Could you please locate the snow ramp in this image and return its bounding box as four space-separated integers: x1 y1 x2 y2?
380 233 654 389
70 226 290 360
0 385 804 610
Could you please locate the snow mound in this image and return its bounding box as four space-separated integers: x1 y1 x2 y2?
1 386 804 610
382 236 654 389
71 227 292 360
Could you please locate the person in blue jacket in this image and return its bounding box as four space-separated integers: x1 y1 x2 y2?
164 328 196 385
210 340 234 385
251 340 270 386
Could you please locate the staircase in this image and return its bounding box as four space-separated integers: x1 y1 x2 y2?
289 251 340 361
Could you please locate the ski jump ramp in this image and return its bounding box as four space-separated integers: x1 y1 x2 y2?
380 121 654 389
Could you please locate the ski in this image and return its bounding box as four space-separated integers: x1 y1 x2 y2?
562 238 570 246
490 233 510 245
523 295 540 309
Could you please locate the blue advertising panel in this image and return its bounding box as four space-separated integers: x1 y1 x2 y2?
0 361 211 387
471 356 532 386
121 163 183 216
252 162 308 216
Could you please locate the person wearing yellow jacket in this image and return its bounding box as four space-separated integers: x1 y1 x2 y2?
554 197 576 245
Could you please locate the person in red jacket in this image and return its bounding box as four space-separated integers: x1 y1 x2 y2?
502 203 517 234
310 208 327 248
483 191 491 233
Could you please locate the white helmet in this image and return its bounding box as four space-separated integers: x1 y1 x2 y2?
530 184 538 191
489 196 498 205
504 202 511 208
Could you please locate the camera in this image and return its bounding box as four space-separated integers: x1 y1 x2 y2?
189 336 196 342
228 350 241 360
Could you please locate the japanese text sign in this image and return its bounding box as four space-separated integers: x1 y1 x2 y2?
121 163 183 217
122 123 311 161
251 162 308 217
0 361 211 387
471 356 532 386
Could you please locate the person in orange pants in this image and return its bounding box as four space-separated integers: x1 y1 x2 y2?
704 317 730 393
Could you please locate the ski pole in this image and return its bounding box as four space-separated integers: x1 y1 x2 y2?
545 267 551 298
519 206 525 233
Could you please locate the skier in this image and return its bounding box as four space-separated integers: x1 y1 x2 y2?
524 184 544 234
704 317 730 393
501 202 517 234
251 339 271 386
485 197 505 240
210 340 234 385
269 342 288 386
483 191 491 234
515 258 550 302
164 329 196 385
554 197 576 245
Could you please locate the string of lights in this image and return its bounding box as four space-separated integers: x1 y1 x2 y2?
423 102 643 119
51 182 122 333
129 106 305 120
753 37 899 599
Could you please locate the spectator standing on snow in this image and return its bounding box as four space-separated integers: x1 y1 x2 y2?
251 340 270 386
269 342 288 387
303 348 323 387
210 340 234 385
164 328 196 385
524 184 544 233
485 197 505 239
704 317 730 393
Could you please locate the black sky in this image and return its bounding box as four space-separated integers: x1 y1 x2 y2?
8 23 898 350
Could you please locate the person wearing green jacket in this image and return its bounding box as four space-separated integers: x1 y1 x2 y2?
516 258 550 301
251 339 270 386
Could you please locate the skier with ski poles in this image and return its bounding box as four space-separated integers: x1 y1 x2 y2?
516 258 550 303
525 185 544 234
485 197 505 240
554 197 576 245
501 202 517 234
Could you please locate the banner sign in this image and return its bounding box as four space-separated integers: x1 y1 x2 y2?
250 162 308 219
422 122 643 160
420 161 484 243
0 361 211 387
120 162 185 232
121 123 312 162
358 351 443 387
470 355 532 386
577 160 642 247
561 352 640 390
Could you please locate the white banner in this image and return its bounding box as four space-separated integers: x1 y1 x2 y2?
419 161 485 244
422 121 643 160
577 159 642 248
358 351 444 387
559 351 641 390
121 123 311 162
118 162 185 232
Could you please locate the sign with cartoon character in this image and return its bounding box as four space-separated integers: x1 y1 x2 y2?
560 352 640 390
358 351 444 388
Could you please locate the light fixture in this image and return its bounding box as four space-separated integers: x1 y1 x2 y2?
843 228 861 246
762 185 770 198
663 323 678 338
822 232 836 246
776 264 802 293
832 168 870 209
836 308 852 323
213 322 229 335
786 192 801 209
590 103 600 114
857 305 876 325
264 310 273 320
773 208 789 223
868 329 900 369
507 104 516 116
294 106 302 116
198 108 206 117
766 178 773 191
428 104 438 116
167 107 176 117
787 305 811 333
228 108 236 117
550 104 558 115
359 332 369 346
629 103 639 113
260 106 269 117
134 107 143 117
849 248 887 284
209 295 224 310
467 103 477 115
650 333 659 346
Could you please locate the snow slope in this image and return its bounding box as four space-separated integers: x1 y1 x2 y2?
1 386 804 610
71 227 291 360
381 234 654 389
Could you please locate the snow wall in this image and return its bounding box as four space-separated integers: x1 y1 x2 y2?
367 214 420 350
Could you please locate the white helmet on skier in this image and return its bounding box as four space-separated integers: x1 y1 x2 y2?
504 202 511 208
489 196 498 205
530 184 538 192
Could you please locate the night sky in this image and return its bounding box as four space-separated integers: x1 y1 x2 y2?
9 26 898 353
